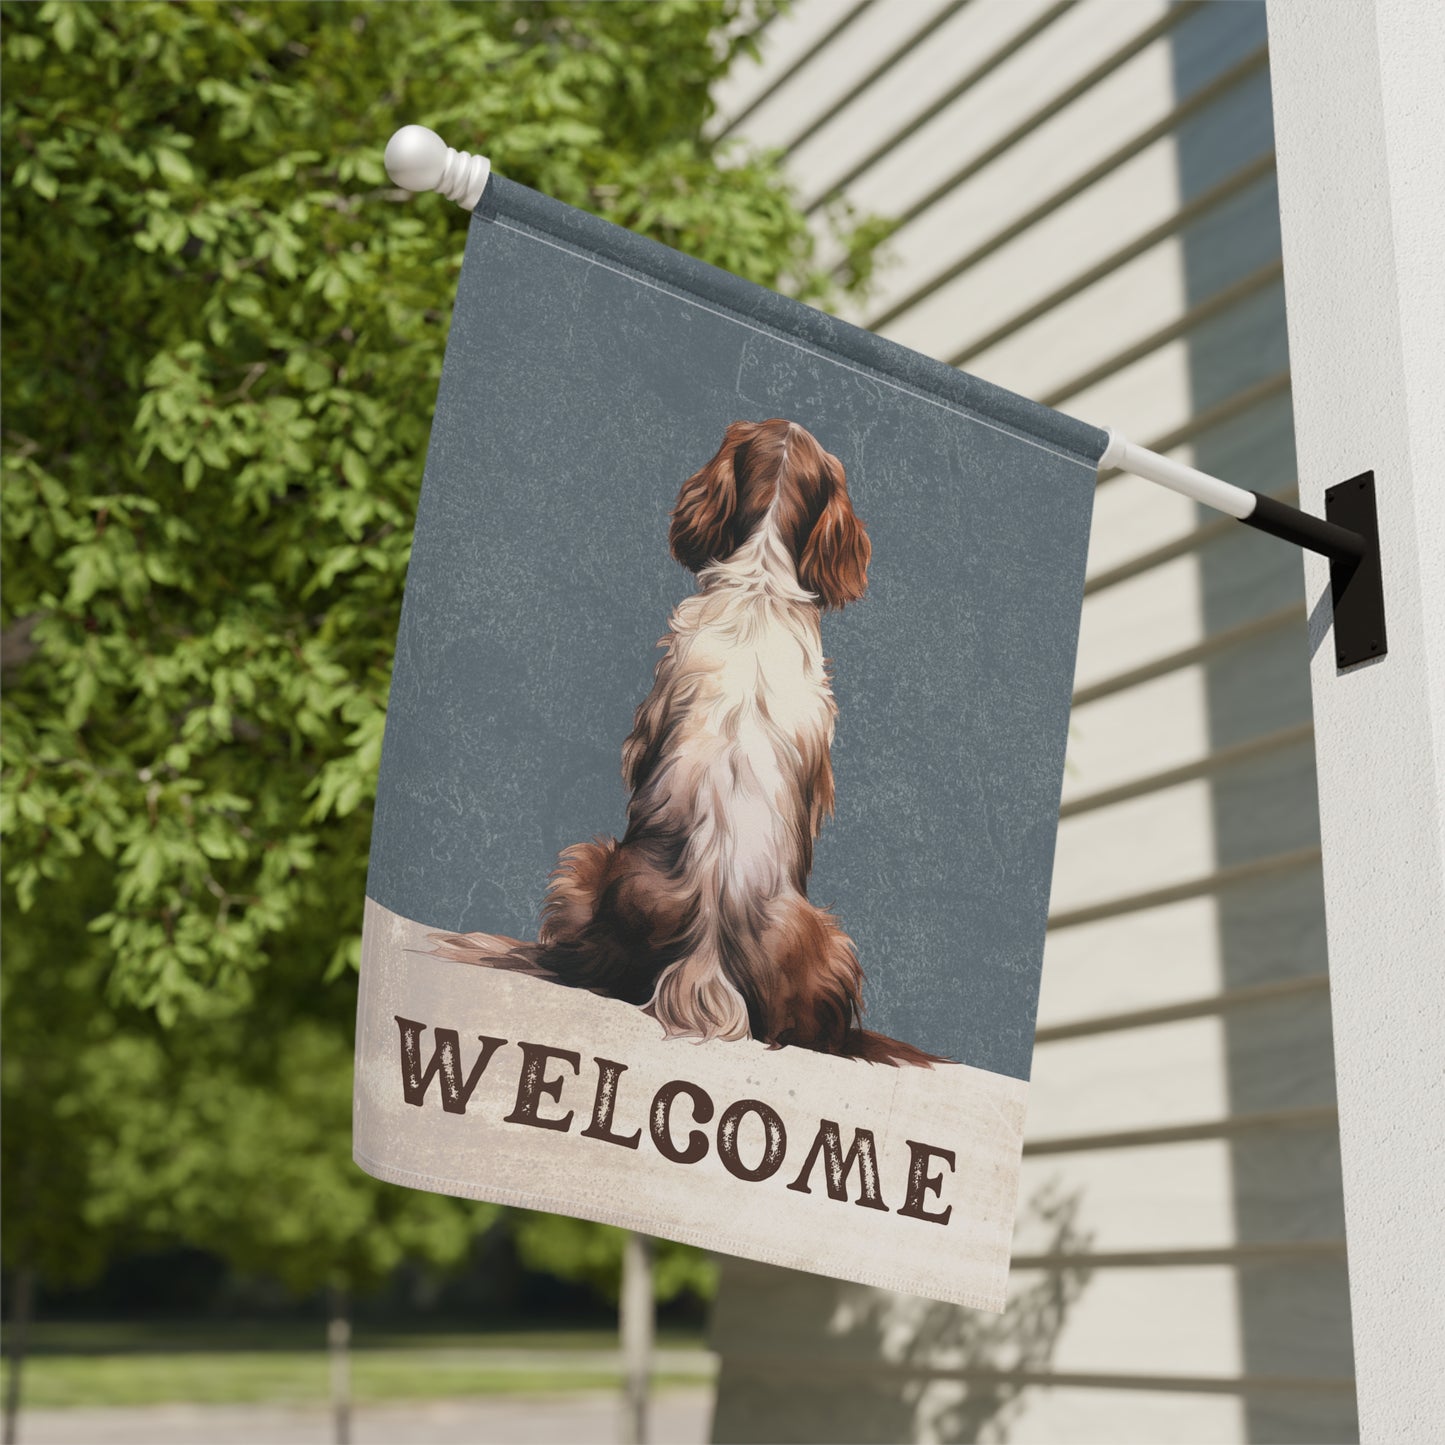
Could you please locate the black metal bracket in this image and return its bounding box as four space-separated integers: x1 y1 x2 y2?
1242 473 1386 669
1324 472 1387 668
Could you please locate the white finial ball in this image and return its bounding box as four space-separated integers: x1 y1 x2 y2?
384 125 448 193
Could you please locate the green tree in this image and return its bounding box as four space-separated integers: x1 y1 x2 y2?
1 0 885 1365
0 871 491 1439
2 0 884 1012
513 1212 720 1307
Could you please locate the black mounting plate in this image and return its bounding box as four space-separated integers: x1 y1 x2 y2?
1325 471 1386 668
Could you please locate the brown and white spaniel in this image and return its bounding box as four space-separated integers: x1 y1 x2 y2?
430 419 940 1067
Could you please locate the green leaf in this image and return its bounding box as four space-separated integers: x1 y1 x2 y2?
0 0 876 1310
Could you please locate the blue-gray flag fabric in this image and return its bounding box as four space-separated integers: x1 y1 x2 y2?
354 177 1103 1310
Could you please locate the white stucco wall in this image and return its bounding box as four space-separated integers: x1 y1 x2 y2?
1268 2 1445 1439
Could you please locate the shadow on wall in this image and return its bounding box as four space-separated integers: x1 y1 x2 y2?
709 1181 1093 1445
1169 4 1357 1443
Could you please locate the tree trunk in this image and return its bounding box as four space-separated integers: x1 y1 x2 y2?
619 1232 654 1445
327 1281 351 1445
3 1268 35 1445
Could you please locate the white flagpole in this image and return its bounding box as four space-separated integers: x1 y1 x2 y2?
1098 428 1256 519
1098 427 1367 563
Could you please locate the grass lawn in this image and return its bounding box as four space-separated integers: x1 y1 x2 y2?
0 1325 715 1409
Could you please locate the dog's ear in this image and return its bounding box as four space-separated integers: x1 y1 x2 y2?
799 460 871 609
670 430 742 572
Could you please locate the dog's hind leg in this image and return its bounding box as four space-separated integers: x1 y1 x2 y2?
750 900 947 1067
744 898 865 1055
539 837 618 943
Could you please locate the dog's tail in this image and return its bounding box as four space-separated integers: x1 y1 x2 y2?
841 1027 950 1068
422 930 550 975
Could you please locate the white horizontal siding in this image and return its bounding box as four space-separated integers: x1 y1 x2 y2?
1050 779 1217 915
967 245 1192 400
1040 896 1223 1020
1026 1017 1234 1137
1063 665 1213 797
708 0 882 131
1085 475 1204 588
964 1386 1246 1445
1014 1140 1238 1254
1073 549 1206 691
789 0 1063 201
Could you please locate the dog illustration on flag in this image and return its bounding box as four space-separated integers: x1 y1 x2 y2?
429 419 943 1068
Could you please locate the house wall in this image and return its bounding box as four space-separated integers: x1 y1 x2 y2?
706 4 1357 1440
1268 3 1445 1439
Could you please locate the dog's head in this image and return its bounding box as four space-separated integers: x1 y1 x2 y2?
669 419 871 609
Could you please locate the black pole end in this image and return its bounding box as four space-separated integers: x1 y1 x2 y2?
1245 490 1366 565
1239 478 1385 669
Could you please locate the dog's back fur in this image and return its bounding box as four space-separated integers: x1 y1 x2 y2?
432 421 941 1068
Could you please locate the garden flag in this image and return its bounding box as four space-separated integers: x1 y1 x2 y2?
353 176 1106 1312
